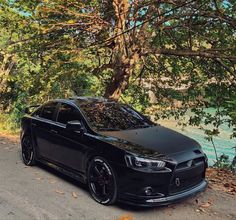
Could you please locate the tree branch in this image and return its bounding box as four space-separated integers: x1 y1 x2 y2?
215 58 236 77
154 48 236 61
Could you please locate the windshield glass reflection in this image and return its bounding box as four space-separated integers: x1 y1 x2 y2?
79 102 155 131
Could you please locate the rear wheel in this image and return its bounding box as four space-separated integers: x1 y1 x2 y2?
87 157 117 205
21 135 36 166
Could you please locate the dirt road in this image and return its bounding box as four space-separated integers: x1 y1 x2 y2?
0 133 235 220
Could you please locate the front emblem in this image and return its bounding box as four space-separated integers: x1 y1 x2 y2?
187 160 194 167
175 177 180 187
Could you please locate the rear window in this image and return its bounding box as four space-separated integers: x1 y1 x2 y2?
41 102 57 120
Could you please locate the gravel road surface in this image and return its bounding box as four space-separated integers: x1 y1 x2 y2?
0 133 235 220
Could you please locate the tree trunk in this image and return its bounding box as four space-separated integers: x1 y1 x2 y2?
104 51 139 101
104 0 131 101
104 60 130 101
104 73 128 101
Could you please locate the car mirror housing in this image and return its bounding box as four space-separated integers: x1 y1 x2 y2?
66 121 84 132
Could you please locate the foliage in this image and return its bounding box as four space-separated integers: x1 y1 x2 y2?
0 0 235 166
213 153 236 172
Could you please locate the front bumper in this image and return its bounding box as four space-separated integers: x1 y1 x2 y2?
119 180 207 207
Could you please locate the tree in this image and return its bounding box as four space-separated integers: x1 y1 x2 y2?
1 0 236 136
14 0 235 101
0 1 33 110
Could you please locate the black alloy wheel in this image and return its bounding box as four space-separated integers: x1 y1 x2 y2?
87 157 117 205
21 135 35 166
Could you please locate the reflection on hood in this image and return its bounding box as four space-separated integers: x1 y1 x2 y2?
100 125 201 157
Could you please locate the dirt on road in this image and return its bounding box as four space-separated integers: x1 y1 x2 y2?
0 132 235 220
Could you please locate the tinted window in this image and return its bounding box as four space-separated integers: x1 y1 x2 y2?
41 102 57 120
57 103 81 124
79 102 154 131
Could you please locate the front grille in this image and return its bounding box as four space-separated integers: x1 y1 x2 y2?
169 174 203 194
175 157 205 171
169 157 205 195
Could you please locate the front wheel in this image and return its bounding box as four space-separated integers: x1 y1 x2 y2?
21 135 36 166
87 157 117 205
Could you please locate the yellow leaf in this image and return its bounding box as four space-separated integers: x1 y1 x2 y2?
72 192 78 198
35 177 43 180
55 190 64 195
118 214 133 220
200 202 211 208
67 20 75 24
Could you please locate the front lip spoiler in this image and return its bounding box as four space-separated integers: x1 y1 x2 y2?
119 180 208 207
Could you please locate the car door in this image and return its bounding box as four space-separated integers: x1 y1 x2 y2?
49 102 89 172
31 102 58 160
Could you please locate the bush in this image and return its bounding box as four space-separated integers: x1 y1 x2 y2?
0 113 20 133
213 154 236 172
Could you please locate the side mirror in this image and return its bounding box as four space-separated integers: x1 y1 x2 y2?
66 121 84 133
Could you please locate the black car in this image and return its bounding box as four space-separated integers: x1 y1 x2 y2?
21 97 208 206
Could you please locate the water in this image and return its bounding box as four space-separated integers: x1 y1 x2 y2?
158 108 236 166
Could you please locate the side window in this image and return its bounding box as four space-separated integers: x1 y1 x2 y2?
41 102 57 120
57 103 81 124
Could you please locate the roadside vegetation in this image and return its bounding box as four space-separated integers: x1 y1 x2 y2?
0 0 235 168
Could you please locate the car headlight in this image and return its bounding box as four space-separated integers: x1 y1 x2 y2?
125 155 166 170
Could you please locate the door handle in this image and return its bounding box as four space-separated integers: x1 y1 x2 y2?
51 129 58 134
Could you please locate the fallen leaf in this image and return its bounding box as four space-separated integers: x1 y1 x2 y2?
35 177 43 180
55 190 64 195
118 214 133 220
72 192 78 198
208 199 213 204
206 168 215 175
199 207 206 213
230 187 236 193
224 183 230 187
49 180 57 184
214 176 222 181
200 202 211 208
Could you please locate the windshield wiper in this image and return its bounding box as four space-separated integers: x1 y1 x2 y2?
127 124 153 130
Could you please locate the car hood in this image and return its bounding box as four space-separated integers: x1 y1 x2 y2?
100 125 202 159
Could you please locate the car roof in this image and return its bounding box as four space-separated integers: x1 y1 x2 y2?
54 96 114 106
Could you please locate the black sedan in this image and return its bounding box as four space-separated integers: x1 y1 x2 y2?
20 97 208 206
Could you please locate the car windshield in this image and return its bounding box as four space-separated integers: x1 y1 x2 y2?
79 101 155 131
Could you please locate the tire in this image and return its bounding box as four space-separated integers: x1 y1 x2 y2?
87 157 117 205
21 135 36 166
